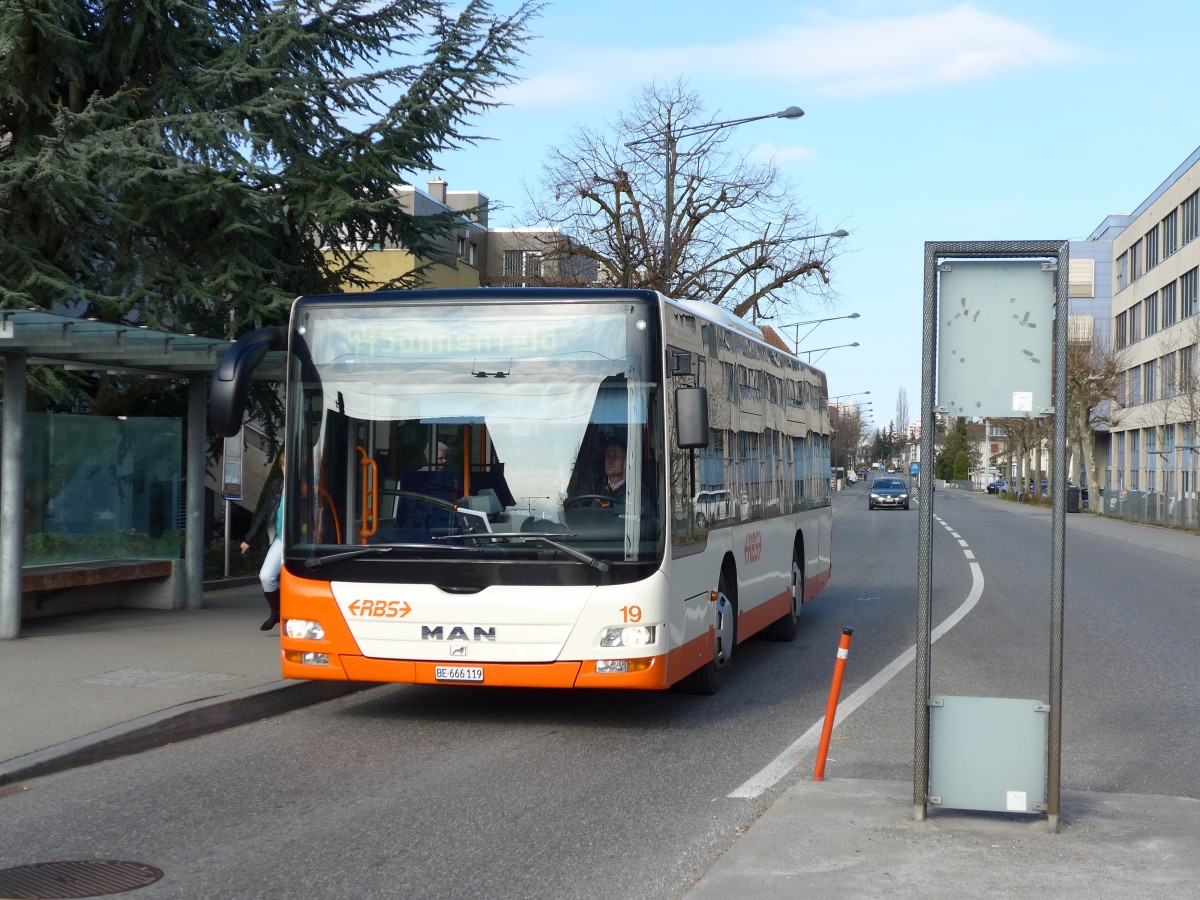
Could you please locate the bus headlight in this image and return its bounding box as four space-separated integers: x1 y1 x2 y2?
285 619 325 640
599 625 656 648
284 650 330 666
596 659 652 674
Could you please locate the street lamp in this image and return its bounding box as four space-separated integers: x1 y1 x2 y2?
624 105 804 291
805 341 859 364
828 390 871 403
780 311 859 352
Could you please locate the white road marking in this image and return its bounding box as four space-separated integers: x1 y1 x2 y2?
727 552 985 799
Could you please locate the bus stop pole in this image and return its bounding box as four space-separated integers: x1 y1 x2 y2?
913 243 939 821
1047 250 1069 832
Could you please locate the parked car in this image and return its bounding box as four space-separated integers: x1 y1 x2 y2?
986 479 1008 494
868 476 910 510
694 489 732 527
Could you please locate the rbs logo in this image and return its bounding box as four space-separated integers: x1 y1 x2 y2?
743 531 762 565
347 599 411 618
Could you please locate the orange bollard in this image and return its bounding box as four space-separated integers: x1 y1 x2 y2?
813 627 854 782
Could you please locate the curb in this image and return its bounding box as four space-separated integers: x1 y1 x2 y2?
202 575 261 590
0 680 372 787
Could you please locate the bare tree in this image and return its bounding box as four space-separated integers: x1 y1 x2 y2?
990 415 1039 497
895 388 909 438
525 81 844 319
1065 317 1125 505
831 405 869 471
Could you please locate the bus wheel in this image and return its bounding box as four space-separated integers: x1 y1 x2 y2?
764 546 802 642
677 571 736 694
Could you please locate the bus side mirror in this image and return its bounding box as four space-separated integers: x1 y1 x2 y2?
210 326 287 437
675 387 709 449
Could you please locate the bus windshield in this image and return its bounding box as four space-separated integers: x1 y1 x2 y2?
287 299 664 567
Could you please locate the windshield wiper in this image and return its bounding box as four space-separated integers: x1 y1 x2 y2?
300 543 481 570
436 532 611 572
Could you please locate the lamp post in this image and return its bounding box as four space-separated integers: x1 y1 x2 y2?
625 105 804 292
780 310 859 353
805 341 859 364
828 390 871 404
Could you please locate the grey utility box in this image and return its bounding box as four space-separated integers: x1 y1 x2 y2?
928 695 1047 814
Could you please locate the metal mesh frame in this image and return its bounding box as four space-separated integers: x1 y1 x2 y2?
916 241 1069 831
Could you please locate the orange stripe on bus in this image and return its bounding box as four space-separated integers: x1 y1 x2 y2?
737 589 792 640
278 571 734 690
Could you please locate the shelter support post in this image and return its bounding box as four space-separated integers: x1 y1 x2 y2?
183 376 207 609
1 352 27 638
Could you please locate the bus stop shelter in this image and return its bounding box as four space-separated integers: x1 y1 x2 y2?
0 310 284 639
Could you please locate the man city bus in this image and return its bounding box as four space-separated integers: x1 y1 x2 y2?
211 288 833 693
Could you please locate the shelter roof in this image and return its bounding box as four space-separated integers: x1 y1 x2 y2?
0 310 284 380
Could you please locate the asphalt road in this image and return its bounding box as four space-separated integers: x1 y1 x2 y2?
2 484 1197 899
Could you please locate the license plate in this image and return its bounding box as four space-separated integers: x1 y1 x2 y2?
435 665 484 683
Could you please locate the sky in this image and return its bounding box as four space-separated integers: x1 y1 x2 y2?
435 0 1200 435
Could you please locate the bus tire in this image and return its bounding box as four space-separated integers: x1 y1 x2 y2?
763 545 803 642
676 568 737 695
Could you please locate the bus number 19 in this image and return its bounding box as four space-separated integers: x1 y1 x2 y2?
621 605 642 623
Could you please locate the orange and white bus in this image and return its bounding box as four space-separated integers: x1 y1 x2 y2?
211 288 832 693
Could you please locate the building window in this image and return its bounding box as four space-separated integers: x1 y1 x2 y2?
1184 190 1200 245
1129 366 1141 405
1129 301 1142 342
1115 370 1126 406
1143 360 1157 403
1130 239 1143 281
1184 423 1197 498
1183 268 1199 318
1162 280 1178 328
502 249 543 285
1144 292 1159 337
1163 351 1177 398
1163 209 1179 258
1115 311 1128 349
1116 252 1129 291
1146 427 1157 486
1130 430 1140 490
1164 424 1175 495
525 252 543 279
1145 226 1159 271
1182 345 1199 391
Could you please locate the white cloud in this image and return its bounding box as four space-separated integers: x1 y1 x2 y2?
748 3 1090 99
503 3 1090 108
747 141 817 167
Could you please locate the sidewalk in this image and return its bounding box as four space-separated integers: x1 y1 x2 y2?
686 779 1200 898
0 580 364 786
3 580 1200 897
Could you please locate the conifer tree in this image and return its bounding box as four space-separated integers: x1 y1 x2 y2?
0 0 539 345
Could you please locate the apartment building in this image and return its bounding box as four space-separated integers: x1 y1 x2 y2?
348 179 597 290
1105 146 1200 508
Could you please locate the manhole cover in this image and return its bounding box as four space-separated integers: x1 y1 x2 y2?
0 860 163 898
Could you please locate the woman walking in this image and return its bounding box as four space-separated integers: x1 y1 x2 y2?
240 451 285 631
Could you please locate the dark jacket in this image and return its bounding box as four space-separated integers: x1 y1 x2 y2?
244 476 283 545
